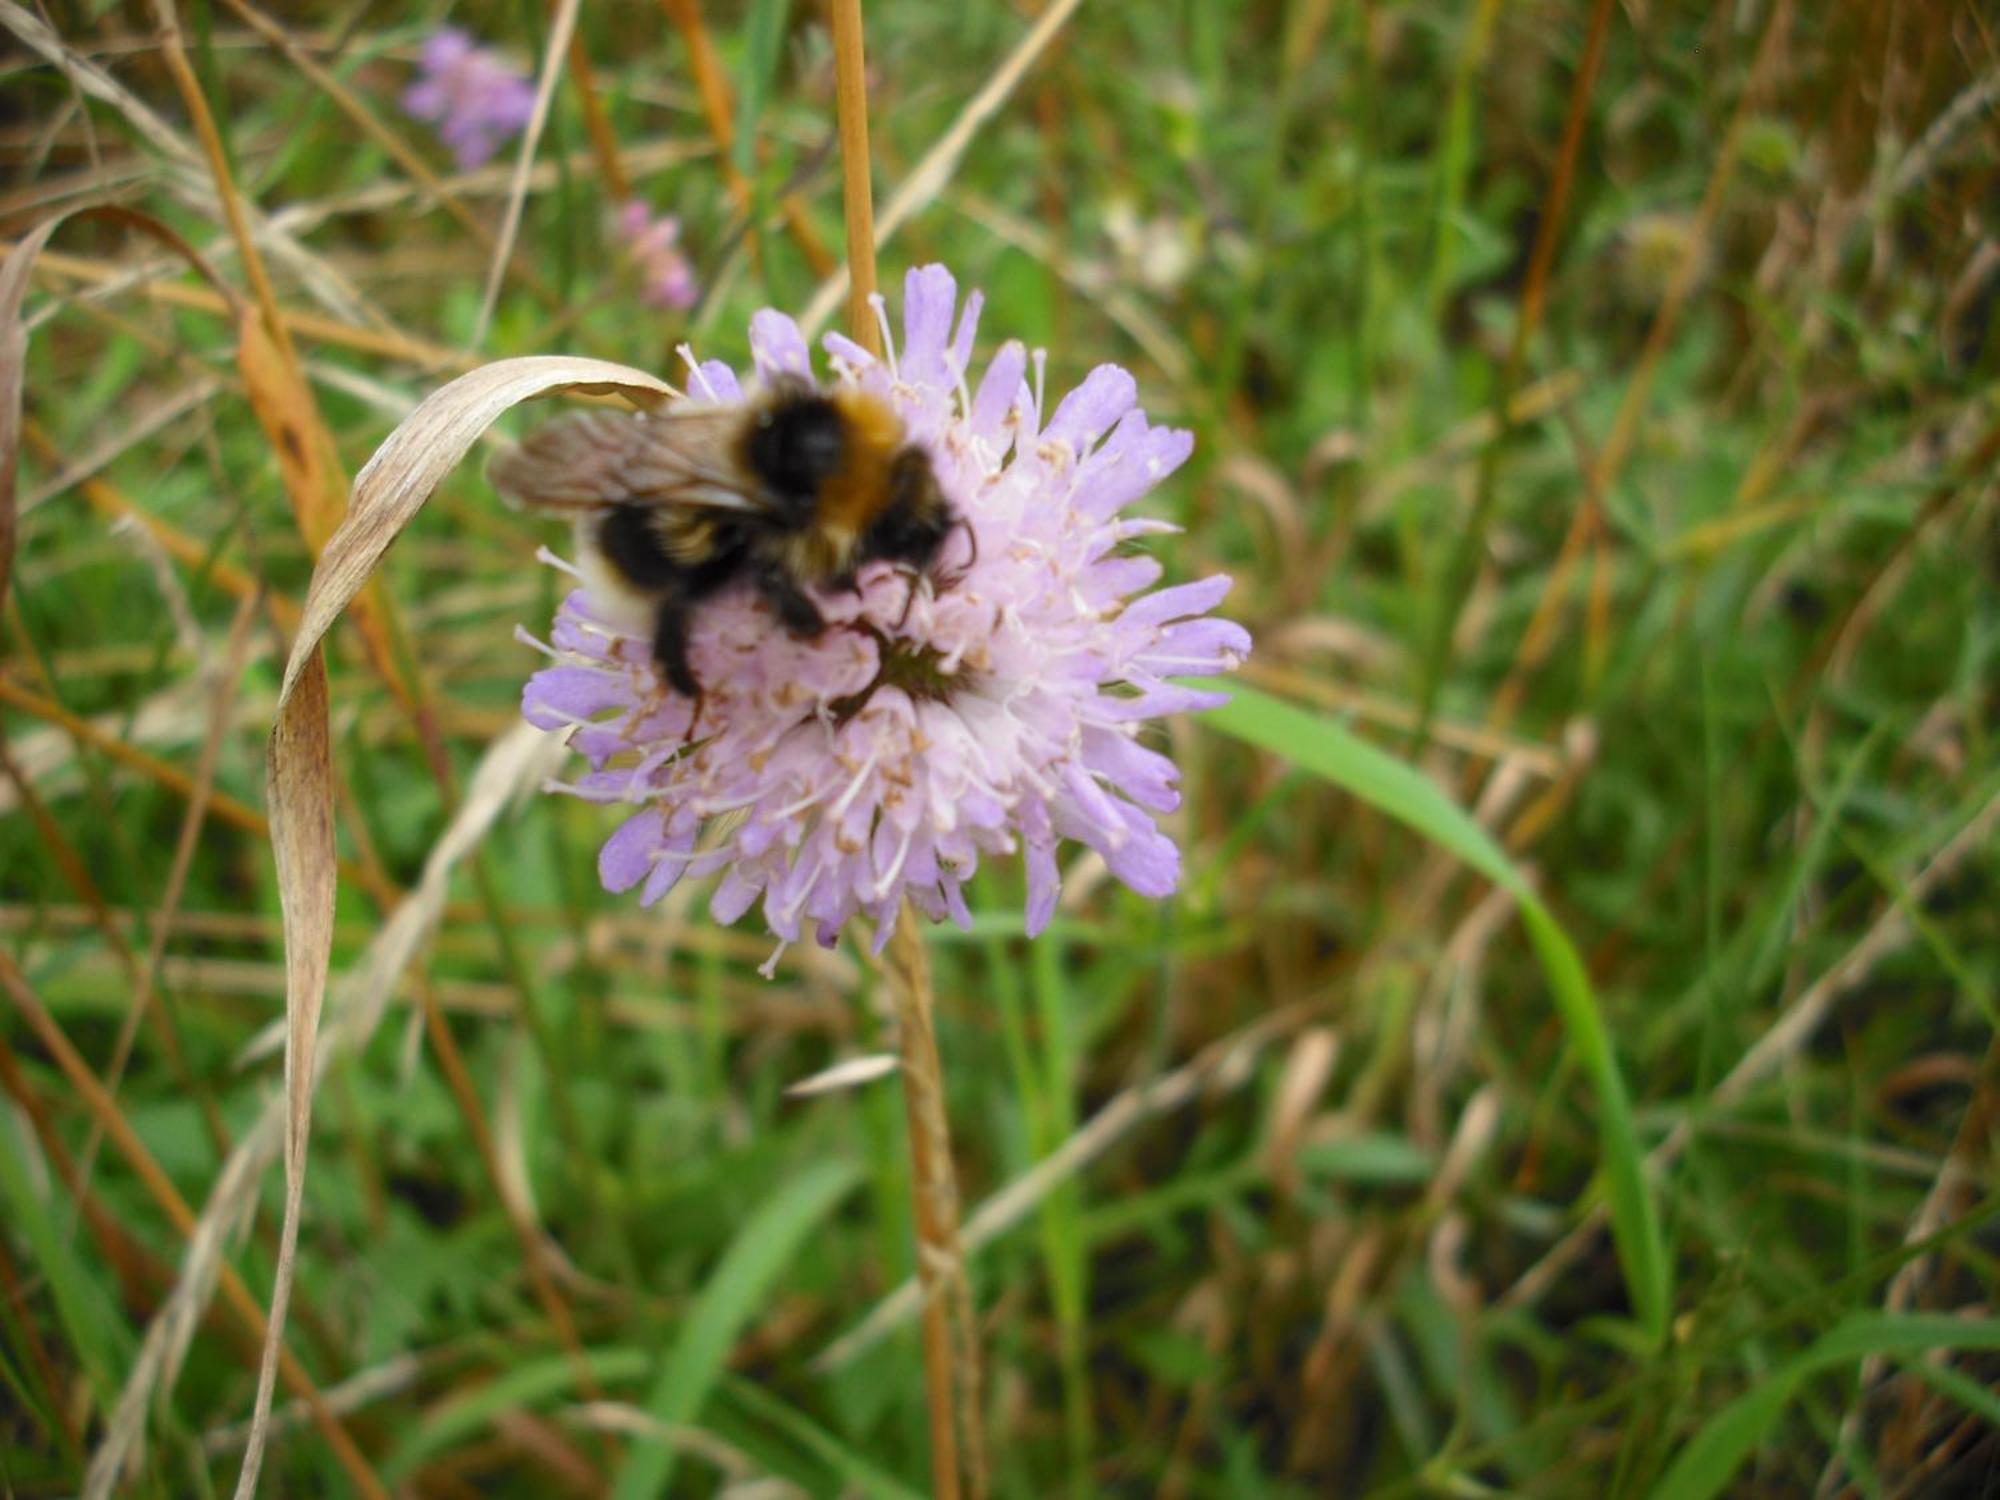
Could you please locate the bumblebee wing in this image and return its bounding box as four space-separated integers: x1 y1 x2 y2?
487 406 764 515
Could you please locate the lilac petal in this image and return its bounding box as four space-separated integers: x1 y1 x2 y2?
1060 763 1127 845
970 340 1028 442
1101 683 1234 720
711 868 761 925
599 809 662 893
1042 365 1136 452
749 311 812 380
1086 555 1164 602
420 29 473 70
491 83 537 129
959 789 1006 828
949 289 984 378
869 896 901 954
1144 616 1255 669
1024 840 1060 936
900 264 958 387
1083 728 1181 813
941 876 973 929
640 852 686 905
1075 423 1195 519
523 666 629 729
1119 575 1234 631
1106 814 1180 898
696 360 744 402
402 81 446 119
821 332 877 374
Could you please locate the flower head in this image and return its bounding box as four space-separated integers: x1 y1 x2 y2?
401 28 537 172
615 201 699 311
521 265 1249 967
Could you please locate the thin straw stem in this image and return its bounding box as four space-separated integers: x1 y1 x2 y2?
827 13 981 1488
828 0 881 357
887 906 984 1500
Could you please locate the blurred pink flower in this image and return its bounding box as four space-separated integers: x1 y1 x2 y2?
401 28 536 171
520 265 1248 966
616 201 699 311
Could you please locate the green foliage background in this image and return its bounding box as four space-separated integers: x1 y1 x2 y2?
2 0 1997 1495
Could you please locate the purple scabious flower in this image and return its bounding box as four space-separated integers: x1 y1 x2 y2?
615 201 699 310
520 265 1250 967
401 28 537 172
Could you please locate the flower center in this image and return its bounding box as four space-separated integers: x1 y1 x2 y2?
830 630 964 722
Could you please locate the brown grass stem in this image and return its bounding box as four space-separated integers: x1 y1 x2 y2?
212 0 560 310
0 1229 81 1461
0 953 390 1499
656 0 834 276
0 719 225 1155
0 1029 177 1308
20 247 475 370
144 0 297 374
0 674 392 893
412 975 604 1405
1410 0 1615 754
551 3 632 202
73 591 260 1185
1458 0 1792 769
801 0 1085 338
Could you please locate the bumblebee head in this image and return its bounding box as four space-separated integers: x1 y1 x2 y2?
744 387 848 520
857 447 954 574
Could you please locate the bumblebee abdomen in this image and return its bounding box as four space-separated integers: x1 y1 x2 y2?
596 503 686 590
594 502 750 595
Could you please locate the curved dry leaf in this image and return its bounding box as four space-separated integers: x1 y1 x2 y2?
238 356 674 1500
0 202 239 618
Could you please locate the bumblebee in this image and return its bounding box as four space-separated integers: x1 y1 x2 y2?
489 376 956 697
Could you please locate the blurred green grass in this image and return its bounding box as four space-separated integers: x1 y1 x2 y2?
3 0 1998 1495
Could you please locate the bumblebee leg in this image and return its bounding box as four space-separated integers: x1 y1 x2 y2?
650 601 702 699
756 565 826 638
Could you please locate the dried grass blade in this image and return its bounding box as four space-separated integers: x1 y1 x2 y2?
235 312 344 551
238 356 672 1497
92 722 561 1496
800 0 1086 336
0 202 240 617
0 0 374 327
472 0 584 348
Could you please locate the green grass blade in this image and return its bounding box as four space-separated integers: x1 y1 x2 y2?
0 1113 128 1409
1201 684 1670 1342
1896 1356 2000 1429
731 0 790 183
1651 1315 2000 1500
720 1374 928 1500
613 1159 862 1500
384 1347 650 1481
